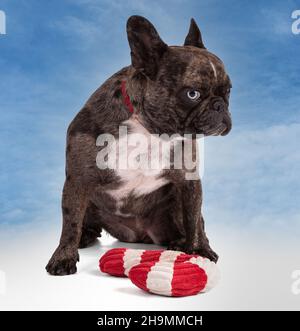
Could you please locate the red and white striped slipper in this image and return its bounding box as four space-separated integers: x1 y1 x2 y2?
99 248 197 277
128 255 220 297
188 256 220 292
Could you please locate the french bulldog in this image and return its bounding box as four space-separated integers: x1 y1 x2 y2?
46 15 232 275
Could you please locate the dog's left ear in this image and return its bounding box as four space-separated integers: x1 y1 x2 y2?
184 18 206 49
127 15 168 79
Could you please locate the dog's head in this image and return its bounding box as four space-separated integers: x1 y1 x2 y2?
127 16 232 137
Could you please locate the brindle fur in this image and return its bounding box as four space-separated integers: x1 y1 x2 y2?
46 16 232 275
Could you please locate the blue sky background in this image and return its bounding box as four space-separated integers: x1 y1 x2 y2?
0 0 299 236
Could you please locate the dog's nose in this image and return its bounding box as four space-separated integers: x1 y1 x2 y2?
212 99 225 112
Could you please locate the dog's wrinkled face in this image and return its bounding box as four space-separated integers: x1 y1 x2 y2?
152 46 232 136
127 16 232 136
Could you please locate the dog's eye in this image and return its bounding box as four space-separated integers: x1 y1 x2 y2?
187 90 201 101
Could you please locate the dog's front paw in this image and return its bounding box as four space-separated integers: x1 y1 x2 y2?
185 244 219 263
46 247 79 276
167 238 186 252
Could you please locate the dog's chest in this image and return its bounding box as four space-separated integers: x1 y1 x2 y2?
106 118 172 203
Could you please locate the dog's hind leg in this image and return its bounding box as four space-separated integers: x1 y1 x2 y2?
79 202 102 248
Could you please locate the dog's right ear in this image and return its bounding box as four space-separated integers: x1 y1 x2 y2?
127 15 168 80
184 18 206 49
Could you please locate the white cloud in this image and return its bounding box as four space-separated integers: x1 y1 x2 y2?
53 0 187 48
259 0 300 37
202 122 300 232
51 15 101 48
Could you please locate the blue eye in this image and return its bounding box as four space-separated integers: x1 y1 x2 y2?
187 90 201 100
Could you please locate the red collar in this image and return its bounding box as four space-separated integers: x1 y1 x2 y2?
121 80 134 114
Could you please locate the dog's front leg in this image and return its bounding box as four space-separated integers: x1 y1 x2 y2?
181 179 218 262
46 181 88 275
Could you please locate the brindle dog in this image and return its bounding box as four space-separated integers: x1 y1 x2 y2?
46 16 232 275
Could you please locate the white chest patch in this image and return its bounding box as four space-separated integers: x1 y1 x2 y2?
106 118 179 202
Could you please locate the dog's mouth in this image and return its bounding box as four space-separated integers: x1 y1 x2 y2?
202 123 225 136
184 102 232 137
220 113 232 136
201 112 232 137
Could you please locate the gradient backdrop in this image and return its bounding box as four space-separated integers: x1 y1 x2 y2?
0 0 300 310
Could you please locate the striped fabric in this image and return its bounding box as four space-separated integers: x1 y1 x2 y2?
99 248 219 297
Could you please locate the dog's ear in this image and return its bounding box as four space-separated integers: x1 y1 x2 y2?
127 15 168 79
184 18 206 49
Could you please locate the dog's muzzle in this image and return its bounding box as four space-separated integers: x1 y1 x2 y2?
220 111 232 136
210 97 232 136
